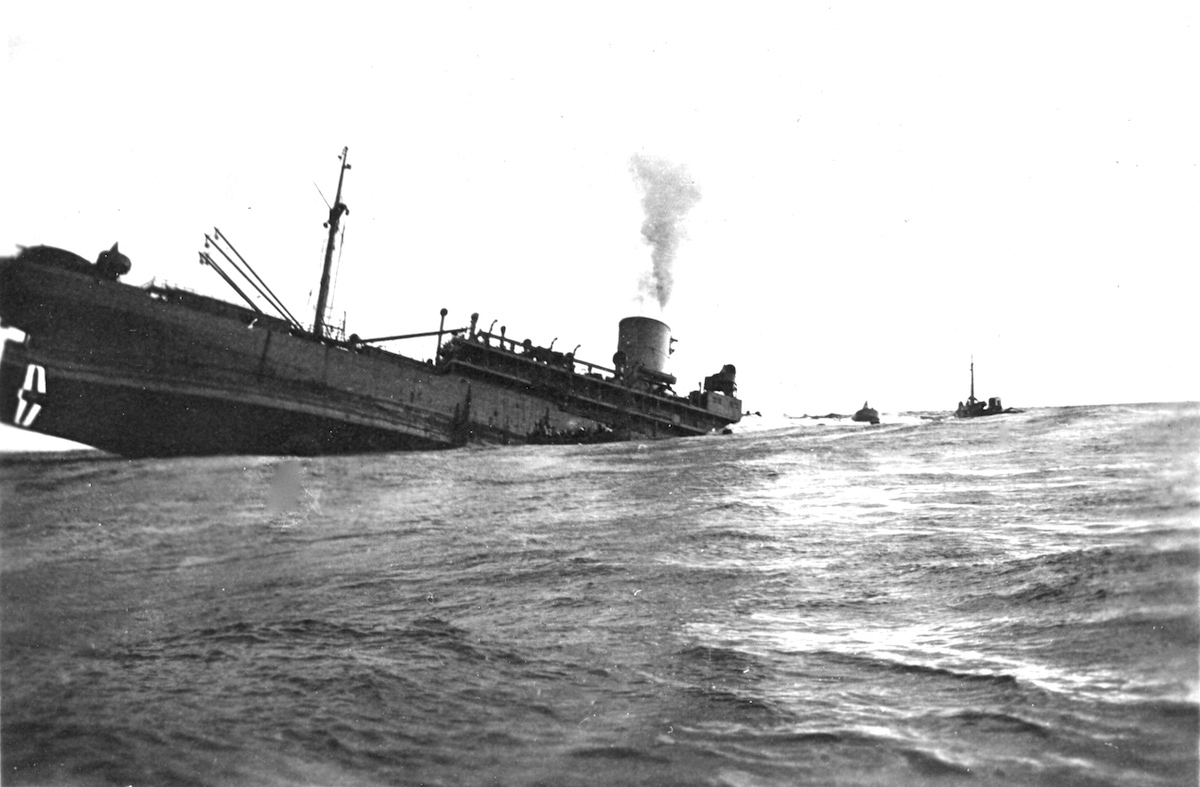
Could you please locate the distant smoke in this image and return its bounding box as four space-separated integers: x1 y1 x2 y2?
629 153 701 309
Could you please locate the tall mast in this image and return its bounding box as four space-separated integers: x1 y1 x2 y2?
313 146 351 338
969 359 975 402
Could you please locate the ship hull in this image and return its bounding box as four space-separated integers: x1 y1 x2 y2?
0 341 447 456
1 247 741 456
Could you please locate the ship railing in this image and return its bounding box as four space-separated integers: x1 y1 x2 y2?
469 329 618 379
463 329 716 405
143 279 189 294
324 321 346 343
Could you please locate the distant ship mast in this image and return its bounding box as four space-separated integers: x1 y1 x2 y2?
313 146 351 338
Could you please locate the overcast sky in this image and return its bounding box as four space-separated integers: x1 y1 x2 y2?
2 2 1196 452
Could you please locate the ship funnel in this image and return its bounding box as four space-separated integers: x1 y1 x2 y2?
617 317 672 376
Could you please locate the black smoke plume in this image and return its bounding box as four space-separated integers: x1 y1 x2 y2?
629 154 702 309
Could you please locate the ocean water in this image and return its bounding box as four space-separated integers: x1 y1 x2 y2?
1 403 1197 786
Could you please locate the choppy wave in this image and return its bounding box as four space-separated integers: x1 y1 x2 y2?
1 402 1197 786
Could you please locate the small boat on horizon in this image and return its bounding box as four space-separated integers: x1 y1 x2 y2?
852 401 880 424
954 361 1019 418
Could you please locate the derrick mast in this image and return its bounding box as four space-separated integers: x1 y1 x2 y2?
313 147 350 338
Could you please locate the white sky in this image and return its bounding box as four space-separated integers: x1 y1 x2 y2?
1 2 1196 451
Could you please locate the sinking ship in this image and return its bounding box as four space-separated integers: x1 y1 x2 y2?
0 149 742 457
